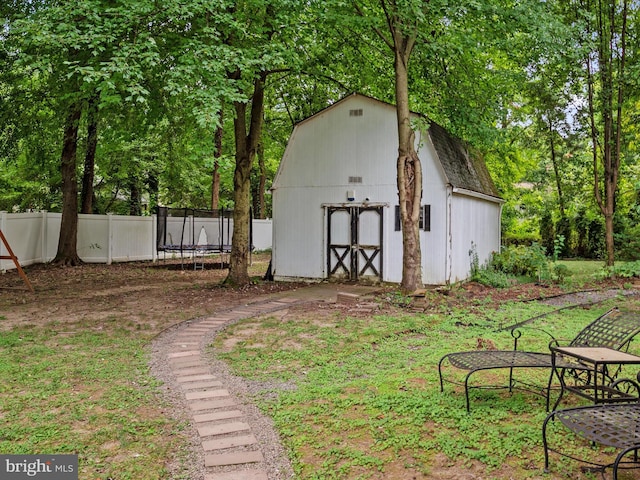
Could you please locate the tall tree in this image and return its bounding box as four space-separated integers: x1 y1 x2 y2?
7 0 161 263
347 0 449 291
56 102 83 264
582 0 634 265
370 0 423 291
224 0 302 285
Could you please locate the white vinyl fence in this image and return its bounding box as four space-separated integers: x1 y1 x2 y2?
0 211 272 271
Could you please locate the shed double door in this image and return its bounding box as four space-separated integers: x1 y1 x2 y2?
326 205 383 281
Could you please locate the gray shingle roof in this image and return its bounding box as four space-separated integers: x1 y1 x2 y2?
428 122 500 199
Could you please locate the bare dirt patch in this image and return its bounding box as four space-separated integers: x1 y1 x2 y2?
0 254 298 331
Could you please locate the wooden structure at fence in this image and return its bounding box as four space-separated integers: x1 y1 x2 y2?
0 229 34 292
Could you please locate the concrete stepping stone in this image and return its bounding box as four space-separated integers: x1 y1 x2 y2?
205 450 264 467
169 359 205 368
180 380 224 391
193 410 244 423
204 468 268 480
202 434 257 451
176 373 217 383
189 398 236 411
185 389 229 400
172 338 204 344
173 366 211 376
167 350 200 358
197 422 250 437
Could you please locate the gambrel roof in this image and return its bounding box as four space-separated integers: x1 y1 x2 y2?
293 93 501 201
427 122 501 199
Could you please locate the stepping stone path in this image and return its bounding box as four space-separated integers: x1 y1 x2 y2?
163 296 302 480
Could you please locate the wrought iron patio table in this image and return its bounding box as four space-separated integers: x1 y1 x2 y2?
550 346 640 411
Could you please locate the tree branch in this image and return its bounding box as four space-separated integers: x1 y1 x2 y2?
353 1 394 51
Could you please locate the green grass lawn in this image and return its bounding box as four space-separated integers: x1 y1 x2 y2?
2 259 638 479
557 259 607 279
0 321 179 479
212 295 640 479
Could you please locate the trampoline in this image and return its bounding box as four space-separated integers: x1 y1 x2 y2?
156 207 237 269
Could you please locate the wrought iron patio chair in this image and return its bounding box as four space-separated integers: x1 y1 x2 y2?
543 384 640 479
438 307 640 412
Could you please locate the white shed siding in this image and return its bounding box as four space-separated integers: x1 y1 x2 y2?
272 97 402 282
420 136 450 285
272 186 326 279
273 98 399 191
272 94 502 286
383 211 403 283
448 193 501 282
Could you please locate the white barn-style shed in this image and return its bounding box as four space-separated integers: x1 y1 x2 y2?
270 93 503 285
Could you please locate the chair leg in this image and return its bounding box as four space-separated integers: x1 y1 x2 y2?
545 369 555 412
464 373 473 413
437 356 448 393
508 367 514 393
613 447 640 480
542 411 556 473
549 367 566 412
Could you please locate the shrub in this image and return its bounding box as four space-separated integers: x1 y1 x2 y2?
552 263 572 283
599 261 640 279
470 267 512 288
491 243 549 279
469 244 514 288
470 243 570 286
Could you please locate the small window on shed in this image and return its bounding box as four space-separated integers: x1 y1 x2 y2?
395 205 431 231
422 205 431 231
349 109 363 117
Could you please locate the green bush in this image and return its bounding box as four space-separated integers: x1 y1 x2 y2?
470 243 571 286
470 267 512 288
599 261 640 279
469 244 514 288
552 263 572 283
491 243 549 279
615 223 640 261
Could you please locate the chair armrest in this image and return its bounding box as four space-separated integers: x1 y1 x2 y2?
548 338 572 350
509 326 559 351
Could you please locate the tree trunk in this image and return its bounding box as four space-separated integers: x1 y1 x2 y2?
587 0 627 267
53 102 83 266
147 167 159 213
80 93 99 214
254 142 267 218
393 38 422 292
227 75 266 285
211 111 223 211
548 118 565 219
247 123 266 220
130 177 141 216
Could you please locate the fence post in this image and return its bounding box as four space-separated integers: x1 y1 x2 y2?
107 213 113 265
152 214 157 262
40 210 48 263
